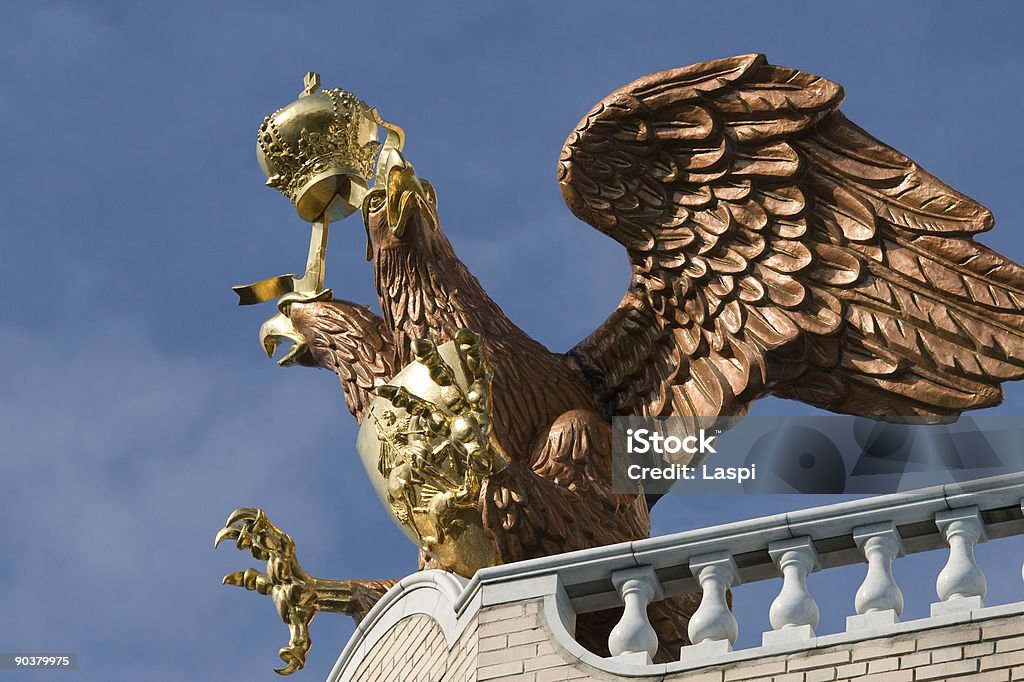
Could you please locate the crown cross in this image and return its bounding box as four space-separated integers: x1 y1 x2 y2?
301 72 321 98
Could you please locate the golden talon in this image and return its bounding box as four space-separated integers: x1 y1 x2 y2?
215 507 318 675
275 647 306 676
222 567 273 593
221 571 245 587
213 526 240 548
225 507 260 526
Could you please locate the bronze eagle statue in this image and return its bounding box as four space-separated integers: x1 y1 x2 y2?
216 54 1024 673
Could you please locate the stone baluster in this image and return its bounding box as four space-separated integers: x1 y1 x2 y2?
848 522 904 630
1021 500 1024 586
608 565 663 663
763 537 819 645
932 506 988 616
682 552 740 659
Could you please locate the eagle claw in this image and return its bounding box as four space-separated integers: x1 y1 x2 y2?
222 567 273 593
214 508 320 675
215 508 398 674
215 507 296 563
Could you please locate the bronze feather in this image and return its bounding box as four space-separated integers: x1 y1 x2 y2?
284 54 1024 661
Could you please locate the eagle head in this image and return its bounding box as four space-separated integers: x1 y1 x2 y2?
361 163 440 261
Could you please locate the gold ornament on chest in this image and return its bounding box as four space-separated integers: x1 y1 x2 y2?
357 330 508 577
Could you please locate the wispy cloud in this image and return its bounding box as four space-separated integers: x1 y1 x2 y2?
0 323 411 680
3 2 1024 680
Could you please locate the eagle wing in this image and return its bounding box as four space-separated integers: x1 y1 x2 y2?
290 300 399 422
560 54 1024 423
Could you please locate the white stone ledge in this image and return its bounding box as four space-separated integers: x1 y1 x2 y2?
331 567 1024 681
328 473 1024 680
461 473 1024 614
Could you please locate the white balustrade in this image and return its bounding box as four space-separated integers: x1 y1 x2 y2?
932 506 988 615
764 537 819 644
456 473 1024 673
607 565 662 662
849 522 904 629
685 552 740 653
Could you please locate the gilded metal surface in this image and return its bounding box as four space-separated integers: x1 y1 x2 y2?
232 72 413 365
356 331 506 577
256 81 378 220
222 58 1024 670
233 212 334 307
258 290 333 366
214 509 394 675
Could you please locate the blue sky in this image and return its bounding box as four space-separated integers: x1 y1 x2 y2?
3 2 1024 680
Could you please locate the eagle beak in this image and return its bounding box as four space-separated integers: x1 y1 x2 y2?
386 165 438 238
256 291 331 366
259 311 308 366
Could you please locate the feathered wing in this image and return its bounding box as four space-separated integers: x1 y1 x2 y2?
290 300 399 422
560 53 1024 423
485 410 649 560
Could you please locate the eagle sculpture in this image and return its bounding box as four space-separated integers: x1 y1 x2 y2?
216 54 1024 673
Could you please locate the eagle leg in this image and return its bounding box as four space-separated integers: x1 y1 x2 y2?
214 507 397 675
487 409 705 662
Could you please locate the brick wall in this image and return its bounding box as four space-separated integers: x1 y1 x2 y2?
346 602 1024 681
349 613 477 682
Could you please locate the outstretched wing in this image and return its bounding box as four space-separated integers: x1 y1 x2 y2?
561 54 1024 421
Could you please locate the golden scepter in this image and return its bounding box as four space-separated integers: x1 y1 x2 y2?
232 72 405 364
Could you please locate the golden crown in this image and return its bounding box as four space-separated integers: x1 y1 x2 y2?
257 80 381 221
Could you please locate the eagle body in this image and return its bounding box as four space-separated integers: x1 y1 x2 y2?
292 200 650 541
289 199 675 656
280 54 1024 660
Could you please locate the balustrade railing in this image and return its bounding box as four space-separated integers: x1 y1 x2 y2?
464 472 1024 667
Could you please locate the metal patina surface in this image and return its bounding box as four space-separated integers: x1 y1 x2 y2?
216 58 1024 673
